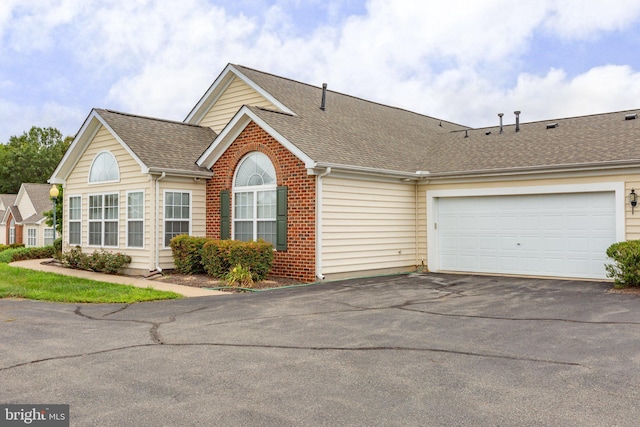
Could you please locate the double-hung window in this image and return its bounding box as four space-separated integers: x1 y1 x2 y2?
127 191 144 248
68 196 82 245
233 152 277 246
44 229 54 246
9 219 15 244
89 193 119 247
164 191 190 247
27 228 37 247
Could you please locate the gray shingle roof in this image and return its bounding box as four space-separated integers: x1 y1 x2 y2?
234 65 468 173
96 109 216 174
230 65 640 176
417 110 640 175
21 183 54 224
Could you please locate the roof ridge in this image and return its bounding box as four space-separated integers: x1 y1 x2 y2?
98 109 210 129
233 64 469 129
470 108 640 131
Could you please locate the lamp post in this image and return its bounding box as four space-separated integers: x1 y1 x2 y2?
50 184 59 240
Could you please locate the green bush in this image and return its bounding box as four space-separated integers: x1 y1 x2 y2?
53 237 62 260
201 239 236 278
0 246 50 263
169 235 210 274
0 248 20 263
8 246 55 262
61 246 85 269
202 239 274 281
61 247 132 274
605 240 640 288
0 243 25 253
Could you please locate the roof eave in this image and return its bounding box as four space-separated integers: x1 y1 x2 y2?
422 159 640 180
146 168 213 179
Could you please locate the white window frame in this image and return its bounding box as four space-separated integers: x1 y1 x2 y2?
126 190 145 249
232 152 277 246
163 190 191 248
68 195 82 246
88 151 120 184
88 192 119 248
9 218 15 244
44 228 54 246
27 228 37 247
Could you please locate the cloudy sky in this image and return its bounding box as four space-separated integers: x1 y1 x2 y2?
2 0 640 142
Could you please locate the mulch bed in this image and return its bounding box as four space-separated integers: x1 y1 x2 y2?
153 270 303 291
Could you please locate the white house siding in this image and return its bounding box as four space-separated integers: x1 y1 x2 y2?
156 176 208 269
420 172 640 276
320 175 418 277
64 126 153 272
16 193 35 220
197 77 276 133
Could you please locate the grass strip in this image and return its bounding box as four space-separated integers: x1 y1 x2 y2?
0 264 181 303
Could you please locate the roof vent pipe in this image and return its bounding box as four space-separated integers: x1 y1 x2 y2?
498 113 504 134
514 110 521 132
320 83 327 111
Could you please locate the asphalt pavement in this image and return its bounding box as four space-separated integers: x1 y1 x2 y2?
1 273 640 426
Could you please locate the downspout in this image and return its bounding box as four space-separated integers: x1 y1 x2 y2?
154 172 166 272
415 182 419 271
315 167 331 280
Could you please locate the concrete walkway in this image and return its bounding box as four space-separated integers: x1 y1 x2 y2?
8 258 227 297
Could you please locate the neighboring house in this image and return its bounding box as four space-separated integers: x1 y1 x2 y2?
50 63 640 281
0 184 55 247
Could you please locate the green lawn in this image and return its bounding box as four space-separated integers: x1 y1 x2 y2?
0 263 181 303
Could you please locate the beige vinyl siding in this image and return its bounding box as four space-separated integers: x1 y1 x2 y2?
321 176 417 276
197 77 276 133
16 193 35 220
64 126 153 271
157 176 207 269
419 172 640 268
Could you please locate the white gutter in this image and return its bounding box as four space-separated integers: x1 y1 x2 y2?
154 172 166 271
315 167 331 280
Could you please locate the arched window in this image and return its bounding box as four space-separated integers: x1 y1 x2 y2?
89 151 119 183
233 152 277 245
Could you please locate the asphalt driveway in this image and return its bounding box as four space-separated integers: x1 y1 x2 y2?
1 273 640 426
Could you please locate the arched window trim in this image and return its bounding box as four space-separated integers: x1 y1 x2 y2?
231 152 278 245
88 151 120 184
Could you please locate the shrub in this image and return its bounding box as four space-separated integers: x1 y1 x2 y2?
169 235 210 274
201 240 236 278
605 240 640 288
61 246 86 269
225 264 254 288
0 246 52 263
0 248 20 263
8 246 55 262
61 247 132 274
0 243 25 253
202 239 274 281
53 237 62 260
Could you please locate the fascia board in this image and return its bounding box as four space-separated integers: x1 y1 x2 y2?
49 109 101 184
184 64 236 124
197 106 314 170
94 113 149 174
184 64 296 125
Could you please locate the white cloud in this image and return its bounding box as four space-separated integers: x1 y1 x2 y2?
3 0 640 142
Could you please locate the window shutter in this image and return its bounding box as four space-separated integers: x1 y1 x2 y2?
276 186 288 250
220 190 230 240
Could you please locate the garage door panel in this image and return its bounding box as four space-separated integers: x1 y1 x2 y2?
436 192 616 279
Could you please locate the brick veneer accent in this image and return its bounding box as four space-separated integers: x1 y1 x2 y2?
206 121 317 282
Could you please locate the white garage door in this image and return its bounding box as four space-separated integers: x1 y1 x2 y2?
436 192 616 279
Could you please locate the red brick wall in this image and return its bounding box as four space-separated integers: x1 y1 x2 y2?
205 121 317 282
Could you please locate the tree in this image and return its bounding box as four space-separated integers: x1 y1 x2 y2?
0 127 71 194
